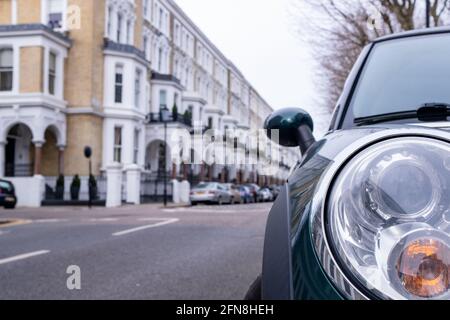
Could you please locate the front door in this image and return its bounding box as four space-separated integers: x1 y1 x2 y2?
5 137 15 177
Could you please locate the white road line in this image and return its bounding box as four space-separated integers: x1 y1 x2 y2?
86 218 119 222
0 250 50 265
34 219 69 223
112 218 179 237
137 217 175 221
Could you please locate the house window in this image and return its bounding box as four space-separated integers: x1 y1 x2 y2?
107 6 112 37
207 117 213 129
135 69 141 108
174 24 179 45
159 90 167 111
174 93 178 109
133 129 140 164
126 20 132 44
48 52 57 95
159 8 163 30
158 47 163 72
115 65 123 103
114 127 122 163
117 14 122 42
48 0 63 29
0 48 13 91
143 36 149 59
143 0 149 18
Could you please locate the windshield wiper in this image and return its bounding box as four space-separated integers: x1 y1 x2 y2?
354 103 450 126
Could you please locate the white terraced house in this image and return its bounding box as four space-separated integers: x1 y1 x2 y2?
0 0 298 207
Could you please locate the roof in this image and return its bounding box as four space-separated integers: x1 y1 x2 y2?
375 26 450 43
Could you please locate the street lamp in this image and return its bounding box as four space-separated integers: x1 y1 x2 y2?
160 107 171 207
84 146 92 208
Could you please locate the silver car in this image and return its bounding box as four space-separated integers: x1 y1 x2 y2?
190 183 232 205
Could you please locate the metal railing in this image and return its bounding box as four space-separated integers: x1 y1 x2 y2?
4 163 33 177
147 112 192 127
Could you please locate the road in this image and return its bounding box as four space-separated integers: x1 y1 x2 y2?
0 203 270 300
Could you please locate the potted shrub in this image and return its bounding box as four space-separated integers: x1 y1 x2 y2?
70 175 81 200
172 103 178 121
183 110 192 125
55 174 65 200
88 174 98 200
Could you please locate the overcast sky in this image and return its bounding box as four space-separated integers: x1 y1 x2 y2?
175 0 331 137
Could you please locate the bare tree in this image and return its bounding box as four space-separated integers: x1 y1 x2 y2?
293 0 450 112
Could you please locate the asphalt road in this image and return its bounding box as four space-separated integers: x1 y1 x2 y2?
0 203 271 300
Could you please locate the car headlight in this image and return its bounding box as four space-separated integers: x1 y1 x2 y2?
327 137 449 300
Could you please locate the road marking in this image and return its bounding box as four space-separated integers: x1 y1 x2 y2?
0 250 50 265
0 219 32 228
87 218 119 222
112 218 179 237
34 219 69 223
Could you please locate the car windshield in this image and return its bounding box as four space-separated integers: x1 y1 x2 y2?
349 33 450 118
195 183 216 189
0 181 12 191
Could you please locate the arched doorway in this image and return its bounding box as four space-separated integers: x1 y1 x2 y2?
4 124 34 177
145 140 171 178
41 127 60 177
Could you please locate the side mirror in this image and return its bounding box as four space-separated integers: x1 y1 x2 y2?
264 108 316 154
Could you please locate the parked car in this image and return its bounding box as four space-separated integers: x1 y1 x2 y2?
268 185 281 200
190 183 232 205
224 184 243 204
247 28 450 300
0 179 17 209
245 184 260 203
239 186 253 204
257 188 273 202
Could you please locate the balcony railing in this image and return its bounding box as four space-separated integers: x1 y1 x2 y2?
147 112 192 127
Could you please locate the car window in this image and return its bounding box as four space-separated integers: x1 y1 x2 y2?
349 33 450 118
195 183 211 189
0 181 12 191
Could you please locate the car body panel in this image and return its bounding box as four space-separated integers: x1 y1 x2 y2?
0 179 17 208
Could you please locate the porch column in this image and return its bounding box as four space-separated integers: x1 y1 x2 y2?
0 141 5 177
58 145 65 175
33 141 43 176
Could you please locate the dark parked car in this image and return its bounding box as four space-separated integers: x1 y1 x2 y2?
0 179 17 209
268 185 281 200
248 28 450 300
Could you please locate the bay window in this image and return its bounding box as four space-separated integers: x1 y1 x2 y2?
135 69 141 108
133 129 140 164
115 65 123 103
159 90 167 111
113 127 122 163
48 52 57 95
117 14 123 42
0 48 13 92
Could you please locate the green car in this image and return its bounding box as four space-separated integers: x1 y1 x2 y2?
248 27 450 300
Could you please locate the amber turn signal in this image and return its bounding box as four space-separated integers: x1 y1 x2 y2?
396 239 449 298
